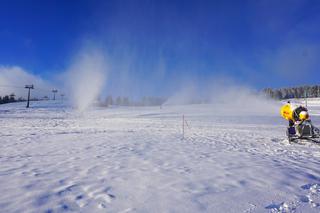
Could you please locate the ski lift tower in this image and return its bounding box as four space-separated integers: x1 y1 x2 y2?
25 84 34 108
52 89 58 100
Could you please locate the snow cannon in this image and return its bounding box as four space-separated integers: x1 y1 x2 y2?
280 103 320 143
280 103 309 122
280 103 294 121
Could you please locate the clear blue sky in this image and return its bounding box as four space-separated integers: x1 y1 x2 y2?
0 0 320 95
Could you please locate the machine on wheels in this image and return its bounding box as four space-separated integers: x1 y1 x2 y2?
281 103 320 143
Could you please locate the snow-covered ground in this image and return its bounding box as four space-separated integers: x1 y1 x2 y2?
1 100 320 213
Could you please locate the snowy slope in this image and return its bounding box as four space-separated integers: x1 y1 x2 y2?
1 100 320 212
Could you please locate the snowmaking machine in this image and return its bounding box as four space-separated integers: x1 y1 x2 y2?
280 102 320 143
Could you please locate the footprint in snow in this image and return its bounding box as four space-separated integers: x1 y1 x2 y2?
266 184 320 212
265 201 297 212
271 138 283 143
300 183 320 208
82 185 116 208
45 181 117 210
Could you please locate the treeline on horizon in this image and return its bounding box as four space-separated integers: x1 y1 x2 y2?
263 85 320 100
0 93 49 105
0 93 25 105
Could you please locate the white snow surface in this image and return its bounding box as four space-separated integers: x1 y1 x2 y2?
1 100 320 213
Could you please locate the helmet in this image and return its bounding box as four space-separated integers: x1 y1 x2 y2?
299 111 309 121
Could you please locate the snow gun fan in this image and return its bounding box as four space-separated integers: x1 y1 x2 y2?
280 103 320 143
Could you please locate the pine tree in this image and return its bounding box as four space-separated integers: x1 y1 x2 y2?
122 97 129 106
3 95 9 103
9 93 15 102
105 96 114 106
116 96 122 106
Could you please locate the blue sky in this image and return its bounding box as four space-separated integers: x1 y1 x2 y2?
0 0 320 97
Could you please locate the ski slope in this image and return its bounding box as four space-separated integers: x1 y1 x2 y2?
1 100 320 213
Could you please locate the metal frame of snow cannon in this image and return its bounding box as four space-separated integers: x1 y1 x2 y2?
281 103 320 143
286 120 320 143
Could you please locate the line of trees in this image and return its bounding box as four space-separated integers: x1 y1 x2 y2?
263 85 320 100
99 96 167 107
0 93 25 105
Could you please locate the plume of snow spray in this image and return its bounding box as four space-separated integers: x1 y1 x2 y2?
66 48 107 111
164 77 280 116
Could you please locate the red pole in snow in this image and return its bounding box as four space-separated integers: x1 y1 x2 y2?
182 114 185 139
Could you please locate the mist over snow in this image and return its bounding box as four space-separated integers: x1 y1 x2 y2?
63 47 107 111
0 66 54 98
165 77 280 116
0 62 280 117
164 82 198 106
208 84 280 116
